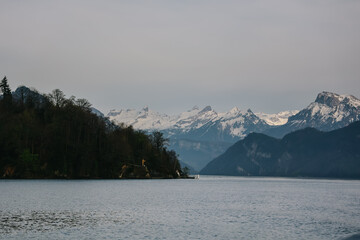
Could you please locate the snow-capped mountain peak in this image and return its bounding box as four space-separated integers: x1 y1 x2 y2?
198 106 213 114
315 91 344 107
142 106 149 112
255 110 299 126
280 91 360 132
304 92 360 121
107 105 270 141
107 107 173 130
315 91 360 109
191 105 200 111
229 107 242 115
106 91 359 172
107 91 359 141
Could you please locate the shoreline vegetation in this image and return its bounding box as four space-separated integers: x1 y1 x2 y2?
0 77 188 179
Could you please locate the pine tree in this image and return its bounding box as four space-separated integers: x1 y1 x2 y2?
0 76 12 105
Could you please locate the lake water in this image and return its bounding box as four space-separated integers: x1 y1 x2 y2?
1 176 360 240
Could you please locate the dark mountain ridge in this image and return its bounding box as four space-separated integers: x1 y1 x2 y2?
200 121 360 178
107 91 360 171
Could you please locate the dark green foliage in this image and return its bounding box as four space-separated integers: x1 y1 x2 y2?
200 122 360 178
0 76 12 106
0 80 184 179
0 76 11 96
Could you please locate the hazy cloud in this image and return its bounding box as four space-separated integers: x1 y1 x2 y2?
1 0 359 114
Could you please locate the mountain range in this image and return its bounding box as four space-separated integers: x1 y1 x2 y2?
108 106 286 141
6 86 359 176
200 121 360 178
107 91 360 172
107 106 294 170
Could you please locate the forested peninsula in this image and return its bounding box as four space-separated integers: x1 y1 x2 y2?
0 77 187 179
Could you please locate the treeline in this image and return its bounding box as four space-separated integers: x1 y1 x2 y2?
0 76 185 179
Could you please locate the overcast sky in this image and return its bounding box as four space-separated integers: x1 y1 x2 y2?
1 0 359 114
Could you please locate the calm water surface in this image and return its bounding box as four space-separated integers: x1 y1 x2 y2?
1 176 360 239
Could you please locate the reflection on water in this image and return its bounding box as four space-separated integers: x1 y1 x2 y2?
0 210 121 234
1 177 360 240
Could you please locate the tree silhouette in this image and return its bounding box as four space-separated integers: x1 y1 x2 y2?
151 131 169 151
0 82 186 179
75 98 92 110
47 89 66 107
0 76 12 106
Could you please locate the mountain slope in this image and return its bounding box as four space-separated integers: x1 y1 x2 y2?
200 121 360 178
256 110 299 126
108 106 271 141
107 91 360 171
107 106 272 170
264 92 360 138
169 139 233 171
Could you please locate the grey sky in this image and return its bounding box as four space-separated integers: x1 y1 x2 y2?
1 0 359 114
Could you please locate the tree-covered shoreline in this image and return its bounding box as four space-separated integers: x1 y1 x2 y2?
0 77 187 179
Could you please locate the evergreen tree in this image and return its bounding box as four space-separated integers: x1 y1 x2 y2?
0 84 186 179
0 76 12 105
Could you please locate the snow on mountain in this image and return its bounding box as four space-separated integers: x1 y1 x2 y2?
107 106 269 140
289 91 360 128
107 105 271 170
256 110 299 126
108 106 173 130
107 91 360 171
91 107 104 118
173 106 218 131
264 91 360 138
215 108 266 139
108 91 360 140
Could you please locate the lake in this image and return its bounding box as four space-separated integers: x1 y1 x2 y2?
1 176 360 239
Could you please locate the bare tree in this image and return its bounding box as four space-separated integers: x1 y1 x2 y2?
48 89 66 107
75 98 92 110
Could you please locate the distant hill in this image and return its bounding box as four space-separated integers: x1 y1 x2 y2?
200 121 360 179
170 139 232 171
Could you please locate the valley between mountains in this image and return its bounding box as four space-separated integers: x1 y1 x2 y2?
106 91 360 175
